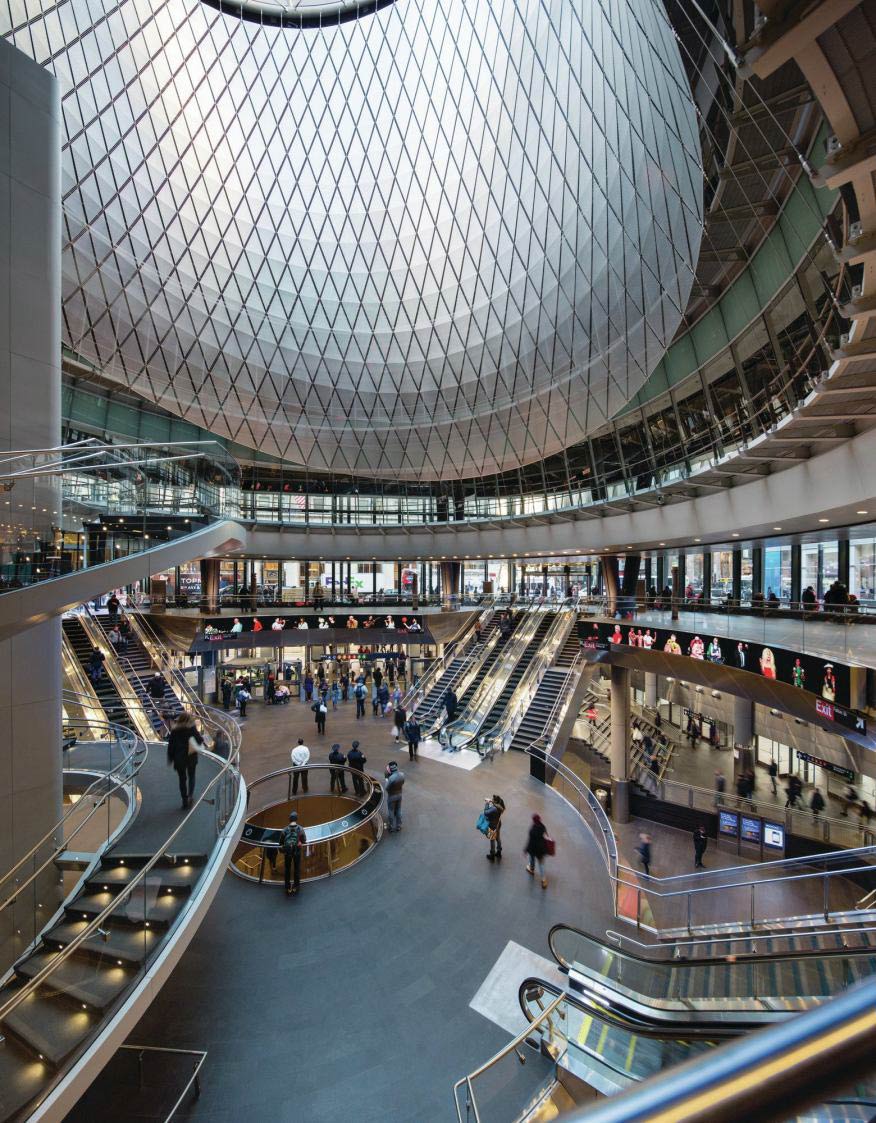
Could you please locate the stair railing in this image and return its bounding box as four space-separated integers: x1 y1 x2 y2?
0 704 244 1096
0 712 145 944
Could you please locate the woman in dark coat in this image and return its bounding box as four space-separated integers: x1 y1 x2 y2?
525 813 550 888
167 713 205 810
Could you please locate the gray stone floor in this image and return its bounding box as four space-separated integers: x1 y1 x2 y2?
113 699 617 1123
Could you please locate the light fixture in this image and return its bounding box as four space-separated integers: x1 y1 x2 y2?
731 533 739 538
857 510 868 515
773 527 782 532
819 518 829 523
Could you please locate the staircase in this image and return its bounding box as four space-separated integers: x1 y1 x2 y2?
479 614 553 730
507 669 570 752
0 851 206 1120
92 616 183 736
62 618 136 732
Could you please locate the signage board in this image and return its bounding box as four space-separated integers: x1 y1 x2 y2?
718 810 739 837
815 698 866 735
795 751 855 784
763 822 785 849
740 816 761 843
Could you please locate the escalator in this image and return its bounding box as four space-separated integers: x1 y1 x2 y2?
62 617 137 732
92 614 183 735
517 975 722 1097
455 613 526 710
506 668 569 752
477 614 553 731
414 617 501 728
546 923 876 1026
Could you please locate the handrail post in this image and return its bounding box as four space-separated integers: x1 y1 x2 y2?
823 872 829 921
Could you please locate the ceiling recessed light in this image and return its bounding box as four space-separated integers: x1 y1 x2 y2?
731 533 739 538
773 527 782 531
659 542 666 547
819 518 829 523
857 510 868 515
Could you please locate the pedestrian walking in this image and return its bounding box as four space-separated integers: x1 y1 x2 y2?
377 682 390 716
354 679 367 718
860 800 872 825
166 712 204 810
106 592 120 622
329 743 347 793
221 677 233 712
785 775 802 809
525 813 551 888
330 681 341 711
290 737 310 793
484 794 505 861
693 825 707 869
714 769 726 807
811 787 825 823
347 740 367 796
312 697 327 734
88 647 106 684
384 761 405 833
444 687 458 724
636 832 652 877
768 758 778 796
304 672 314 702
403 714 422 761
278 811 306 897
237 686 251 718
393 702 407 742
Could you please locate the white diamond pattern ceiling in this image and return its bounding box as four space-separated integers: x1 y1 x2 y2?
2 0 702 480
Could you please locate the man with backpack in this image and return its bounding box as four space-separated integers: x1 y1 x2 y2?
354 679 367 719
278 811 306 898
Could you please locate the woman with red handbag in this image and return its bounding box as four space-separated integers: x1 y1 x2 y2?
525 814 554 888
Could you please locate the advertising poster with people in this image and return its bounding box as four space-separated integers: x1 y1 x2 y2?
577 620 851 707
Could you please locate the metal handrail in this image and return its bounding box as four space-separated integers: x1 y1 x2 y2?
602 923 876 958
0 705 243 1029
452 991 566 1123
77 609 158 740
126 608 217 728
118 1045 207 1123
0 714 145 911
477 604 577 755
242 764 385 844
520 649 587 758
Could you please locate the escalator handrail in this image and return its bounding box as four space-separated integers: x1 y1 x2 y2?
401 595 496 710
518 976 736 1039
549 921 876 970
557 975 876 1123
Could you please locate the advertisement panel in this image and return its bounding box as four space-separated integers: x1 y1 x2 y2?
577 620 851 707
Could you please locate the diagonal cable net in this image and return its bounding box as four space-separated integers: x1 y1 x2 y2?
2 0 702 481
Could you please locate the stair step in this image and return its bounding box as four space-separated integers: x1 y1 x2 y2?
15 951 132 1012
2 986 96 1067
0 1030 49 1116
65 886 184 928
43 919 161 965
86 863 200 892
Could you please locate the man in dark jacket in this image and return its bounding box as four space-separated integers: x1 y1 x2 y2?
221 676 233 711
354 680 367 719
278 811 306 897
385 761 405 832
403 715 422 761
347 740 367 796
149 671 167 701
312 698 327 735
329 743 347 793
484 794 505 861
693 825 707 869
106 593 120 622
444 688 458 723
167 713 204 809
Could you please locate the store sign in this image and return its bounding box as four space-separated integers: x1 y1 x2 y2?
815 698 866 735
795 751 855 783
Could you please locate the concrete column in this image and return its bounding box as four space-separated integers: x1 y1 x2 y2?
0 42 62 971
439 561 461 599
733 694 754 747
601 555 620 615
644 672 658 710
610 664 630 823
200 557 220 612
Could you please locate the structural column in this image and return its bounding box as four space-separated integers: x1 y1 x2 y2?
733 694 754 747
644 672 658 710
610 664 631 823
200 558 220 612
439 561 461 601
